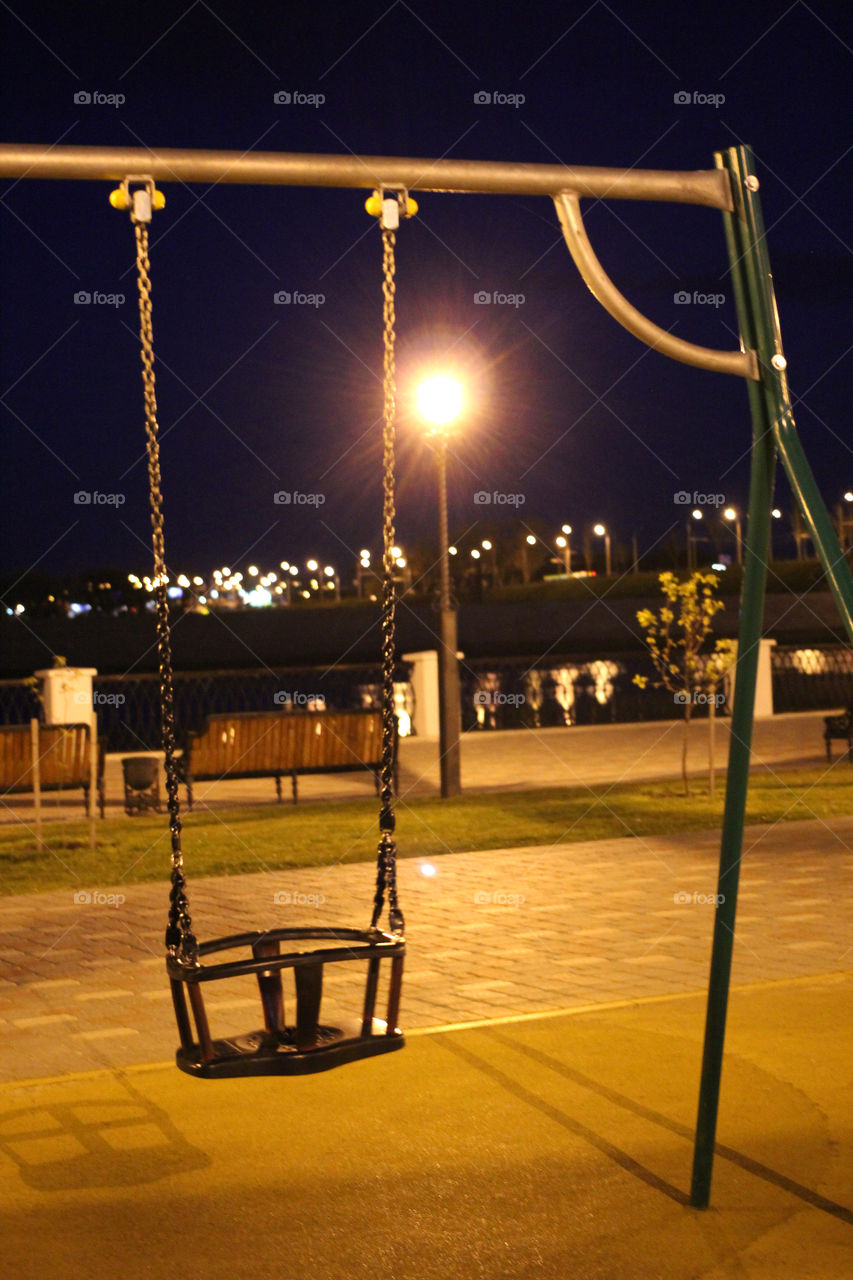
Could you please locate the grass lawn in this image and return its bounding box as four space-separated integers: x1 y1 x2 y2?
2 765 852 896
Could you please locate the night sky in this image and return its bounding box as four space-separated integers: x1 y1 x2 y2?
1 0 851 589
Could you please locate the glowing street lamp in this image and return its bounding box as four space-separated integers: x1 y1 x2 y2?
723 507 742 566
417 372 464 797
836 492 853 551
357 548 372 598
480 538 498 584
593 523 612 576
555 523 572 576
687 508 704 571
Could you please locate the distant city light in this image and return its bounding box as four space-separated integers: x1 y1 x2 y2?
243 586 272 607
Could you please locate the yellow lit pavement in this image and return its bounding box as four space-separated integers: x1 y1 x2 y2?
1 975 850 1279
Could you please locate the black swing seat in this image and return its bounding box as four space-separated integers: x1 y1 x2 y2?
168 926 405 1079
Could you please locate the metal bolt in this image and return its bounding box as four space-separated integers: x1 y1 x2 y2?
745 176 760 191
771 354 787 371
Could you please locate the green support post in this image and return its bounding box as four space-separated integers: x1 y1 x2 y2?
690 145 853 1207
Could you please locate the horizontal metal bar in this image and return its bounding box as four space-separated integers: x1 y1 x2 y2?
0 144 733 208
554 193 758 380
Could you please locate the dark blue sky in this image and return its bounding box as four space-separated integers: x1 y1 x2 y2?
1 0 851 585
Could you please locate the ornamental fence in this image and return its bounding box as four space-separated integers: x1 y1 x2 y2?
1 644 850 749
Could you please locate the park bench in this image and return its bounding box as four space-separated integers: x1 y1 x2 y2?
823 707 853 761
178 709 396 808
0 721 105 815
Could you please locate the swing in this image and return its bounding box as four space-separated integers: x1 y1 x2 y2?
117 178 407 1078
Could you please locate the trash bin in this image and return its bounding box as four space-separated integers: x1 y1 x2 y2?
121 755 161 816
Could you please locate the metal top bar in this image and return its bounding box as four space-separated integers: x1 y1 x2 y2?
0 144 733 209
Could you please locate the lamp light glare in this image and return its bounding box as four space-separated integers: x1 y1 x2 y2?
416 374 463 426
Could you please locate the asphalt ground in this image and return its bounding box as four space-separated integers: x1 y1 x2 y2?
0 710 850 1274
1 975 850 1280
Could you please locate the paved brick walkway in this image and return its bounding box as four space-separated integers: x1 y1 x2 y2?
1 811 850 1083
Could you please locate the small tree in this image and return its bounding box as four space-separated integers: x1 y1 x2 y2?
634 571 735 795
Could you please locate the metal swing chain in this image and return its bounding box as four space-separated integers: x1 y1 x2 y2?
371 220 405 937
130 199 197 965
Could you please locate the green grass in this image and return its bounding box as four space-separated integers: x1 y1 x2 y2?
3 765 853 897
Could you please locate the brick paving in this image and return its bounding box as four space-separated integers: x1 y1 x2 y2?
1 709 850 1082
0 811 850 1083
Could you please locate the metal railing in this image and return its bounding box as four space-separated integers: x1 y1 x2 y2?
3 646 851 748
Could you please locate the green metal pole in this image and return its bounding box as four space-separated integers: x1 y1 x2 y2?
689 146 780 1207
690 145 853 1206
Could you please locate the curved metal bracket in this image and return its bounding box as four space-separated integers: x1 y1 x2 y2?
554 193 758 381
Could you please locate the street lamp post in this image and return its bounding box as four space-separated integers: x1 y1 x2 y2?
836 491 853 551
556 523 572 575
418 374 464 798
593 522 611 576
522 533 537 583
480 539 497 586
687 508 703 571
723 507 743 566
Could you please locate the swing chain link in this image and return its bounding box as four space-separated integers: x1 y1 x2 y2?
131 194 198 965
371 220 404 937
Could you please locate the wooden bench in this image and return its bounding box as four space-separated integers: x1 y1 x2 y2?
179 709 396 808
0 721 105 815
823 707 853 761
